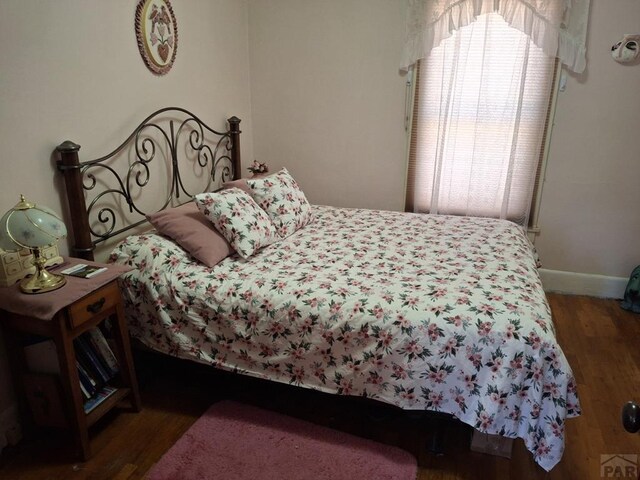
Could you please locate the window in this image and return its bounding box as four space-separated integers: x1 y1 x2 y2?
405 12 557 226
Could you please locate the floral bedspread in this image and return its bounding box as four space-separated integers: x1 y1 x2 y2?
110 205 580 471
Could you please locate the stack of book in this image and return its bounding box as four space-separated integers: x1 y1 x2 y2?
83 386 118 414
73 329 120 409
24 328 121 414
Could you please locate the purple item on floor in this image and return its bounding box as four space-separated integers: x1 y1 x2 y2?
146 400 417 480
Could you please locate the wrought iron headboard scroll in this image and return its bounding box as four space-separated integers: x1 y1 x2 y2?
56 107 241 260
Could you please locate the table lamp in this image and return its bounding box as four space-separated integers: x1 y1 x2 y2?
0 195 67 294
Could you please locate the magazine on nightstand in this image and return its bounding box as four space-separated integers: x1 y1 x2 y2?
60 264 107 279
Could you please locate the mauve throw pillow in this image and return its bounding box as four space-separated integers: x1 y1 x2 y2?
146 203 234 268
247 168 313 238
222 179 252 195
195 188 281 259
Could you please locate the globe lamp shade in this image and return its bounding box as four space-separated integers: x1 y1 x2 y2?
0 195 67 293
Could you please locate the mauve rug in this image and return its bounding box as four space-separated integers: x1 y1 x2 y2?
146 400 417 480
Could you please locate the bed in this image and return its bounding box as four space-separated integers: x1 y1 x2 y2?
56 107 580 472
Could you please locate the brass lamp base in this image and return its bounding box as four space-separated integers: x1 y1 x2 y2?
19 247 67 294
20 268 66 294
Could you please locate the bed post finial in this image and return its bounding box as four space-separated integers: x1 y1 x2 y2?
228 116 241 180
56 140 95 261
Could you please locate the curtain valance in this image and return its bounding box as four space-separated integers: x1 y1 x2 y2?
400 0 590 74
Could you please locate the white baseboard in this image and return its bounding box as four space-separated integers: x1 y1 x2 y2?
0 403 21 455
539 269 627 299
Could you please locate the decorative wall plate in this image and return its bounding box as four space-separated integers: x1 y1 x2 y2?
135 0 178 75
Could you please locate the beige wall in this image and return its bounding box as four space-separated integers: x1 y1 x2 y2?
249 0 640 280
0 0 252 423
248 0 408 211
535 0 640 278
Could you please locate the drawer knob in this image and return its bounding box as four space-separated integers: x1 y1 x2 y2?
86 297 106 314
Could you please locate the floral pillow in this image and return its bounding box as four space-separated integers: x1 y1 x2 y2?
246 168 313 238
194 188 281 259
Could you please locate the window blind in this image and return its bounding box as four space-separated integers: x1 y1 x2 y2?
405 13 557 227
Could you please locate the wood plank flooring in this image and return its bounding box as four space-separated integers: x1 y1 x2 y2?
0 294 639 480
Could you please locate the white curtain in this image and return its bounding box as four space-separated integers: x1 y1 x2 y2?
400 0 591 74
407 12 557 226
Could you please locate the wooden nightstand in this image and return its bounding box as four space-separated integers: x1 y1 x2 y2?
0 259 141 460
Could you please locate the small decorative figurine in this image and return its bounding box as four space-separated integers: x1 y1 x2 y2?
247 160 269 177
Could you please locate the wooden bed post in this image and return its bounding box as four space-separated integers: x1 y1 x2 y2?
56 141 95 261
228 116 241 180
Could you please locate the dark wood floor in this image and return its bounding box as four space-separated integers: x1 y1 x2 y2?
0 293 639 480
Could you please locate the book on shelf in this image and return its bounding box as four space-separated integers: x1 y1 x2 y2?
83 386 119 414
76 360 98 400
23 328 120 411
74 328 120 404
60 263 107 279
86 328 119 376
76 361 97 389
77 375 91 400
74 336 110 384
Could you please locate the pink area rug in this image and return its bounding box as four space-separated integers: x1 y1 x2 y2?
146 400 417 480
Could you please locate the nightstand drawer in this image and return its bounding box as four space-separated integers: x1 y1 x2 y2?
68 282 120 328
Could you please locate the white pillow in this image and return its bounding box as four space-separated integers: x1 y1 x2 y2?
194 188 281 259
247 168 313 238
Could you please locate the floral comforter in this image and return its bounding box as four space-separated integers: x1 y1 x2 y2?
110 205 580 471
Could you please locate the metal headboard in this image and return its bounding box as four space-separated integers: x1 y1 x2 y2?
56 107 241 260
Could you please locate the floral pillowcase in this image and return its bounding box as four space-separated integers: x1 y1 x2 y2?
194 189 281 259
246 168 313 238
